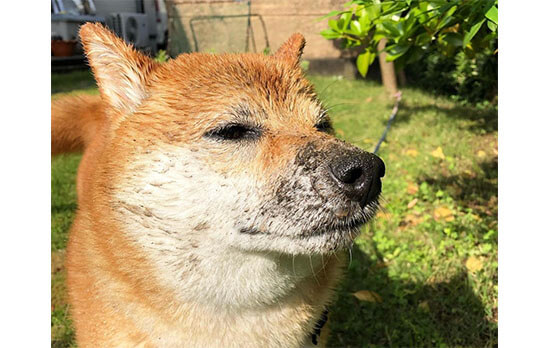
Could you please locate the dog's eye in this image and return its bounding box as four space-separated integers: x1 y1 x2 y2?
205 123 261 141
315 120 333 133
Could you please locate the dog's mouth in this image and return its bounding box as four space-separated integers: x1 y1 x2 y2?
312 215 367 235
238 199 379 240
308 200 380 237
239 216 364 236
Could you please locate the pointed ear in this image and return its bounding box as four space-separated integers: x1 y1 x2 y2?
273 33 306 67
79 23 157 114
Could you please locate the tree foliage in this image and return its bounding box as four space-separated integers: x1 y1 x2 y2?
321 0 498 78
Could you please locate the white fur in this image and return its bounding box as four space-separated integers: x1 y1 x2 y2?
114 146 331 308
110 142 370 347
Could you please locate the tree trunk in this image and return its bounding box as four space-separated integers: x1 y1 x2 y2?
397 69 407 87
377 38 398 96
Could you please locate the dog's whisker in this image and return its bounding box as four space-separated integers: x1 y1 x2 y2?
292 254 297 277
320 253 328 278
348 244 353 269
309 255 321 286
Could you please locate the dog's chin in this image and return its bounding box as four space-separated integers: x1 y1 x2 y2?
238 222 361 255
236 200 380 255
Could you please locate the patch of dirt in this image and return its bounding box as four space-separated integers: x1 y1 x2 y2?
52 249 66 274
51 250 67 310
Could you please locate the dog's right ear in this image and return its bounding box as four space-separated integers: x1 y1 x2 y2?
274 33 306 68
79 23 157 115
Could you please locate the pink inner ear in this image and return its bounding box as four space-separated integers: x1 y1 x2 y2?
274 33 306 66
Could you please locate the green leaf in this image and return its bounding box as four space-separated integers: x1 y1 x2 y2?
416 32 432 47
381 21 402 38
413 4 429 24
463 19 486 47
317 10 346 21
365 3 381 21
402 15 416 34
487 20 497 32
342 36 362 48
406 46 424 63
436 5 457 31
340 12 352 30
386 44 410 62
320 29 341 40
442 32 463 47
350 20 363 36
359 12 372 33
485 5 498 25
328 19 340 32
356 50 375 77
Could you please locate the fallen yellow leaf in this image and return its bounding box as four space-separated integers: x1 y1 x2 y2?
431 147 445 160
376 211 392 220
362 138 373 144
463 169 477 178
477 150 487 158
407 198 418 209
406 149 418 157
418 301 430 312
353 290 383 303
407 182 419 195
434 206 453 221
373 261 388 269
465 256 483 273
336 129 345 136
402 213 423 227
471 214 481 221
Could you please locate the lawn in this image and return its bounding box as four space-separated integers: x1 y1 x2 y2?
51 70 498 347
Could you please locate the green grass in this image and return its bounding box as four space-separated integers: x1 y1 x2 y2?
51 71 497 347
51 70 96 94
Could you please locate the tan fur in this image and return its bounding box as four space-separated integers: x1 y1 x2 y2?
51 23 373 347
51 95 105 155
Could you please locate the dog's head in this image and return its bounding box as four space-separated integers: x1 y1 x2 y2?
81 23 384 256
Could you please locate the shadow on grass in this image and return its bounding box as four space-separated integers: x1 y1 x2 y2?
51 203 77 214
328 156 498 346
422 157 498 236
394 100 498 134
328 244 497 347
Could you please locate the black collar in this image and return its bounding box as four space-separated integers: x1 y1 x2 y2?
310 309 329 345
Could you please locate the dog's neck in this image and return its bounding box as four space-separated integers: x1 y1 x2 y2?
144 230 342 310
111 226 344 347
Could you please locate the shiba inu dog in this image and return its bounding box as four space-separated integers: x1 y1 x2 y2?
51 23 385 347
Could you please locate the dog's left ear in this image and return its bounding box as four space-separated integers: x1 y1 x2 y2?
274 33 306 67
79 23 157 115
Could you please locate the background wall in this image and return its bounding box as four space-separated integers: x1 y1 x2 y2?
166 0 358 77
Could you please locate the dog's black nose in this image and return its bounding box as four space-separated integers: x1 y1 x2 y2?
329 152 385 207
